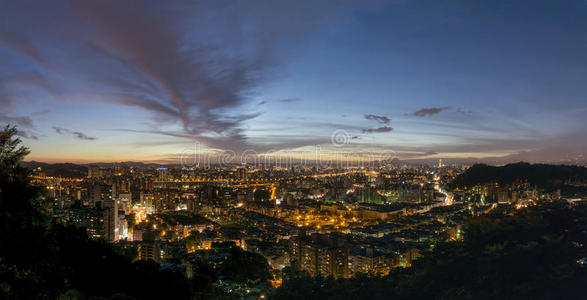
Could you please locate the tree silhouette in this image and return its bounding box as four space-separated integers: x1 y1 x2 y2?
0 126 194 299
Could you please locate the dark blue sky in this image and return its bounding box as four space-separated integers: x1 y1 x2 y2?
0 0 586 163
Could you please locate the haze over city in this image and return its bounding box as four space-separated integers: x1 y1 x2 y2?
1 0 586 164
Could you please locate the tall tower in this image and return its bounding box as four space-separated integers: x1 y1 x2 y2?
103 199 118 242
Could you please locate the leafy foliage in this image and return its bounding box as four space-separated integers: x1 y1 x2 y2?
254 188 271 202
0 125 30 171
157 211 213 226
213 247 271 283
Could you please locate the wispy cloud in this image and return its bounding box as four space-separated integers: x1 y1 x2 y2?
15 130 39 140
0 31 47 67
364 114 390 124
32 109 51 116
279 98 301 103
52 126 97 141
361 114 392 133
362 126 393 133
0 1 357 152
456 107 473 115
411 106 451 117
113 128 329 153
0 115 33 128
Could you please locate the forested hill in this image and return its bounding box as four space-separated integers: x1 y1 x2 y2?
20 161 88 178
450 162 587 190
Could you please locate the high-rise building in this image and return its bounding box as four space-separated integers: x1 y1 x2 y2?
91 183 113 206
497 187 510 204
289 235 350 279
237 167 248 181
349 248 393 276
318 247 349 278
139 230 161 262
66 206 104 239
141 192 155 214
88 166 101 178
360 187 379 204
157 167 170 181
102 199 118 242
118 193 132 214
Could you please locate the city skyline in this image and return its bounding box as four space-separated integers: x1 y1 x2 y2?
1 0 586 164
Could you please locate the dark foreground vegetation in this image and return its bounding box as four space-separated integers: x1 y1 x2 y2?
0 126 194 299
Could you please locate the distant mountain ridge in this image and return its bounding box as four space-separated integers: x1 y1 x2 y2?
83 161 167 168
19 161 169 178
20 161 89 178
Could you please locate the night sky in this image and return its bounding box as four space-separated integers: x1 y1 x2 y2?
1 0 586 163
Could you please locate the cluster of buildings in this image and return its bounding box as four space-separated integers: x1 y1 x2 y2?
32 161 551 286
453 181 563 206
288 233 421 278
